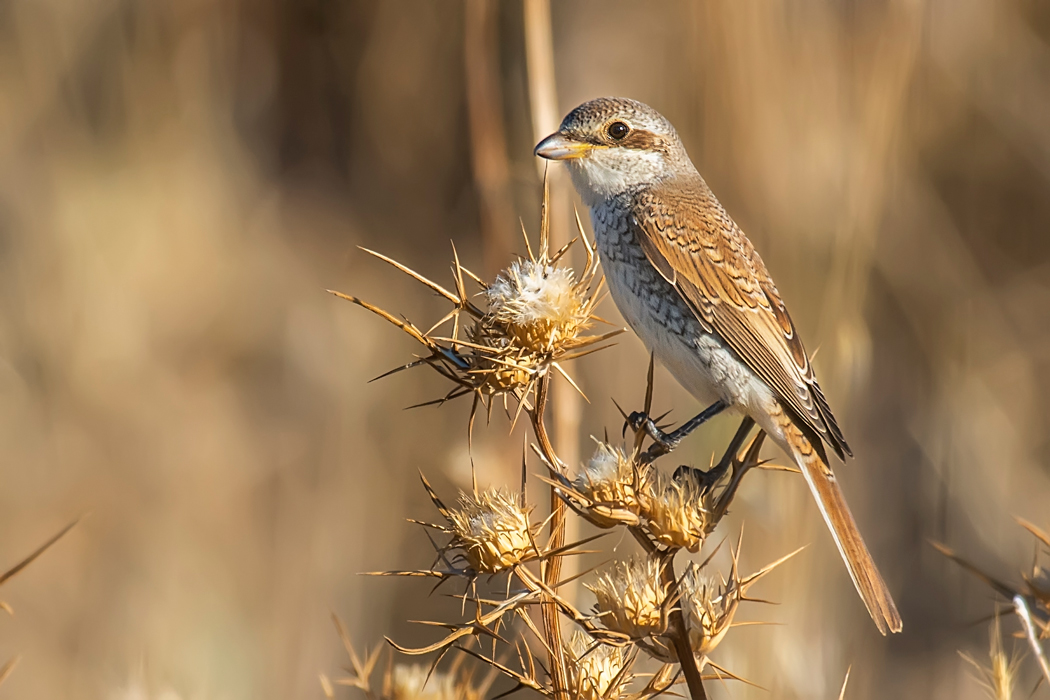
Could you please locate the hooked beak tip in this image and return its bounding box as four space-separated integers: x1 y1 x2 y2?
534 132 592 160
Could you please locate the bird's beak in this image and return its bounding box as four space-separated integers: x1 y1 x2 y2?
534 132 592 160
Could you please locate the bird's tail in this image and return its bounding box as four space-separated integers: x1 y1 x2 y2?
775 409 903 635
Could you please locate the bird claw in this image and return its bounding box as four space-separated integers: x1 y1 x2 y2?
623 411 678 450
673 462 729 492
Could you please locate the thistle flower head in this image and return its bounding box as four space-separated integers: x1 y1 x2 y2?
586 558 669 639
486 260 589 354
640 470 711 552
445 488 538 574
678 563 738 657
570 441 650 528
330 178 621 422
563 632 630 700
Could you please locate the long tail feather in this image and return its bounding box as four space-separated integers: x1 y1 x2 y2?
778 412 902 635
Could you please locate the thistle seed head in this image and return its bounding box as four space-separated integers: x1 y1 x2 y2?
446 489 538 573
640 470 711 552
678 563 737 657
586 558 669 639
564 632 630 700
572 442 650 528
486 260 590 354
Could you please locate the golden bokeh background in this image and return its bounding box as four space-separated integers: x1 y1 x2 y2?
0 1 1048 698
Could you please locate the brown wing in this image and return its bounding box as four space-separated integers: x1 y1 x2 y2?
631 177 852 460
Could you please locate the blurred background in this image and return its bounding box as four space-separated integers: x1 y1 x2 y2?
0 0 1048 697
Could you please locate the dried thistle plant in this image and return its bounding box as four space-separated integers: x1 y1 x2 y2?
934 518 1050 688
332 180 806 700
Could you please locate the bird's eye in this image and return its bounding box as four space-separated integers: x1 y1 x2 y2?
606 121 630 141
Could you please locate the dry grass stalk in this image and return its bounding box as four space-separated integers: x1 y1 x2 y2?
960 615 1020 700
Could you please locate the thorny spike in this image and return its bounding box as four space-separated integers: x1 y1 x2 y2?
0 517 80 589
838 666 852 700
521 219 535 263
356 247 461 307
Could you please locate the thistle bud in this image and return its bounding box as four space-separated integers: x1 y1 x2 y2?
446 489 538 574
564 632 630 700
640 470 710 552
678 563 738 657
572 442 649 528
587 558 669 640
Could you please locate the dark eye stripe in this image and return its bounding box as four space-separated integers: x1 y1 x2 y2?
620 129 667 152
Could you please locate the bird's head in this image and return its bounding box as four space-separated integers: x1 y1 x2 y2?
534 97 691 206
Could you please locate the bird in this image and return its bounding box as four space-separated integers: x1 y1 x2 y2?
535 97 902 635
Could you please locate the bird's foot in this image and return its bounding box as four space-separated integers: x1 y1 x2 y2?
673 461 730 493
673 416 756 494
624 400 729 463
624 411 678 450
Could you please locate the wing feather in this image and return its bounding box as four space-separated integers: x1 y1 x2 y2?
631 178 852 460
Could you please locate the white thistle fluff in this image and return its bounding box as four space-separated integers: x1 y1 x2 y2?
485 260 586 352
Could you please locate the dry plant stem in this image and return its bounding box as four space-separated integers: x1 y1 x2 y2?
1014 594 1050 687
628 527 708 700
660 554 709 700
464 0 514 275
531 371 569 700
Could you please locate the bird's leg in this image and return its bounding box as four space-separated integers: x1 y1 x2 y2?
674 416 755 491
628 400 728 462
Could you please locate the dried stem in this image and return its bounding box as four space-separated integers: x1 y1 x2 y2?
627 527 708 700
464 0 514 275
531 370 569 700
659 552 709 700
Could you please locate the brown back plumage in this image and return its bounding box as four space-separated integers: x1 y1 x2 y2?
630 174 852 460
